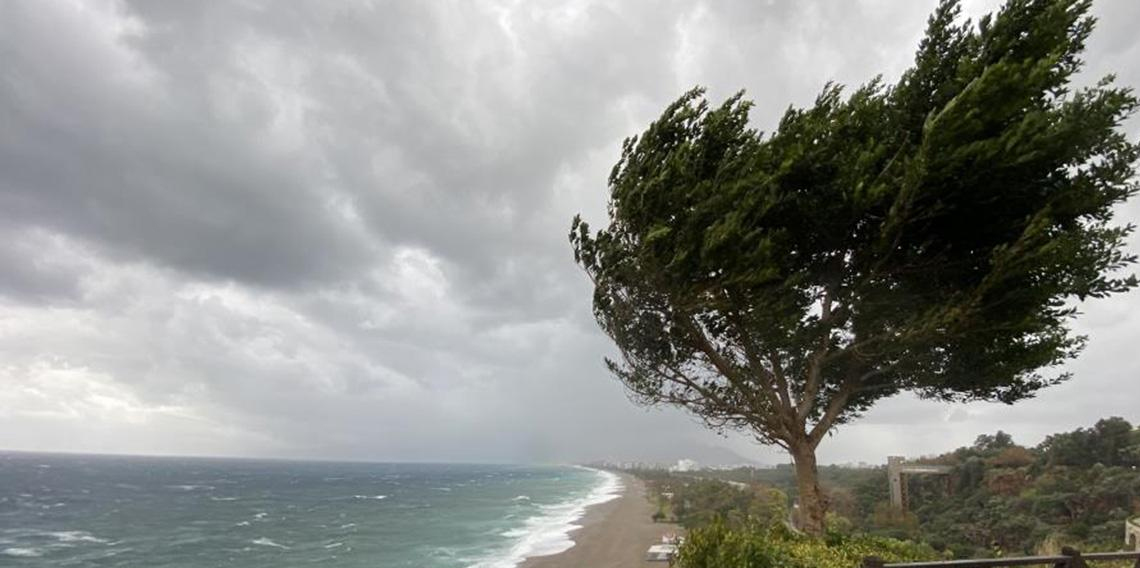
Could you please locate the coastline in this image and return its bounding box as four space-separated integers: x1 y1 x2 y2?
519 473 680 568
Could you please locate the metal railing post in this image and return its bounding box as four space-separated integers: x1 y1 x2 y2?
1054 547 1086 568
863 556 885 568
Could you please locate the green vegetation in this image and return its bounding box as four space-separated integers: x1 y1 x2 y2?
895 418 1140 557
637 473 941 567
571 0 1139 535
679 521 942 568
640 476 788 529
637 417 1140 563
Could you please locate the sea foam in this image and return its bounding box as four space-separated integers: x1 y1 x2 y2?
469 467 622 568
1 547 43 557
47 530 109 544
250 537 290 549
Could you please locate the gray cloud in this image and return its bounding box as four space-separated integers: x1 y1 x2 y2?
0 0 1137 466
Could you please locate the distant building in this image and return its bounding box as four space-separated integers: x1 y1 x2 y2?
669 459 699 472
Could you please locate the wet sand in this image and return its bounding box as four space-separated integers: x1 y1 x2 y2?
521 473 680 568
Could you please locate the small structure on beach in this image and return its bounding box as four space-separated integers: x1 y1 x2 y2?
646 534 683 562
645 544 678 562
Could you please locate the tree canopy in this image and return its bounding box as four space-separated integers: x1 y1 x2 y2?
571 0 1137 535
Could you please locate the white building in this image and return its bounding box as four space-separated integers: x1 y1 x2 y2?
669 459 699 472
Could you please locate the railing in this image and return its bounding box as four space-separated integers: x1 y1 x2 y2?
863 547 1140 568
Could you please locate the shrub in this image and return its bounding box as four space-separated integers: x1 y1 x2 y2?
678 519 943 568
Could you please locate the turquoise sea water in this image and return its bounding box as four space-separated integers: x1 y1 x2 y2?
0 453 620 567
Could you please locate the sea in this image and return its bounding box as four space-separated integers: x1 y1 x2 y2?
0 452 622 567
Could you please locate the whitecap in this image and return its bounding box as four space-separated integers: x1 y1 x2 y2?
2 547 43 557
210 497 238 501
168 484 214 491
352 495 387 500
511 495 530 502
324 542 344 549
469 468 622 568
250 537 290 549
47 530 108 544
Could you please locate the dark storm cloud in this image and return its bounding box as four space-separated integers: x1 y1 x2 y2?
0 0 1137 464
1 0 375 287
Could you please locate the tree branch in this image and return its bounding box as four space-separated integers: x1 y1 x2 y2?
807 381 855 447
798 285 846 421
676 312 796 440
723 308 795 416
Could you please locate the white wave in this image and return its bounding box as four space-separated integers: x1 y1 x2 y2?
468 467 622 568
209 497 238 501
234 521 251 527
47 530 108 544
167 484 214 491
250 537 290 549
2 547 43 557
352 494 387 500
511 495 530 502
324 542 344 549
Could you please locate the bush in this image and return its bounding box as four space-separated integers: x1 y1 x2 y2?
678 519 943 568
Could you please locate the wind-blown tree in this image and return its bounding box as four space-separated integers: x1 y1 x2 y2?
571 0 1137 535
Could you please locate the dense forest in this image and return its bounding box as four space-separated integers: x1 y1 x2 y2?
634 417 1140 559
898 418 1140 556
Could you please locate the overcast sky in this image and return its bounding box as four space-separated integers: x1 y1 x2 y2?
1 0 1138 466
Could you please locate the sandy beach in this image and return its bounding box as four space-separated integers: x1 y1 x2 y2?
521 473 681 568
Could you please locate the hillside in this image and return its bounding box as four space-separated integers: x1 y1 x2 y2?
633 417 1140 559
896 418 1140 557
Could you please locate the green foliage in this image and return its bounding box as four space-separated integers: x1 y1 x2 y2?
678 519 943 568
642 476 789 529
881 419 1140 556
636 419 1140 559
974 431 1017 454
633 418 1140 560
570 0 1138 534
1040 417 1140 467
686 464 891 522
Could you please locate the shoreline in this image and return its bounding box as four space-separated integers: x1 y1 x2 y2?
519 472 681 568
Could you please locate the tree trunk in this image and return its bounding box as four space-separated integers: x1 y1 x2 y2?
791 441 827 536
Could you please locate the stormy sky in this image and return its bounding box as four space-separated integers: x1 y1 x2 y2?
1 0 1138 466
